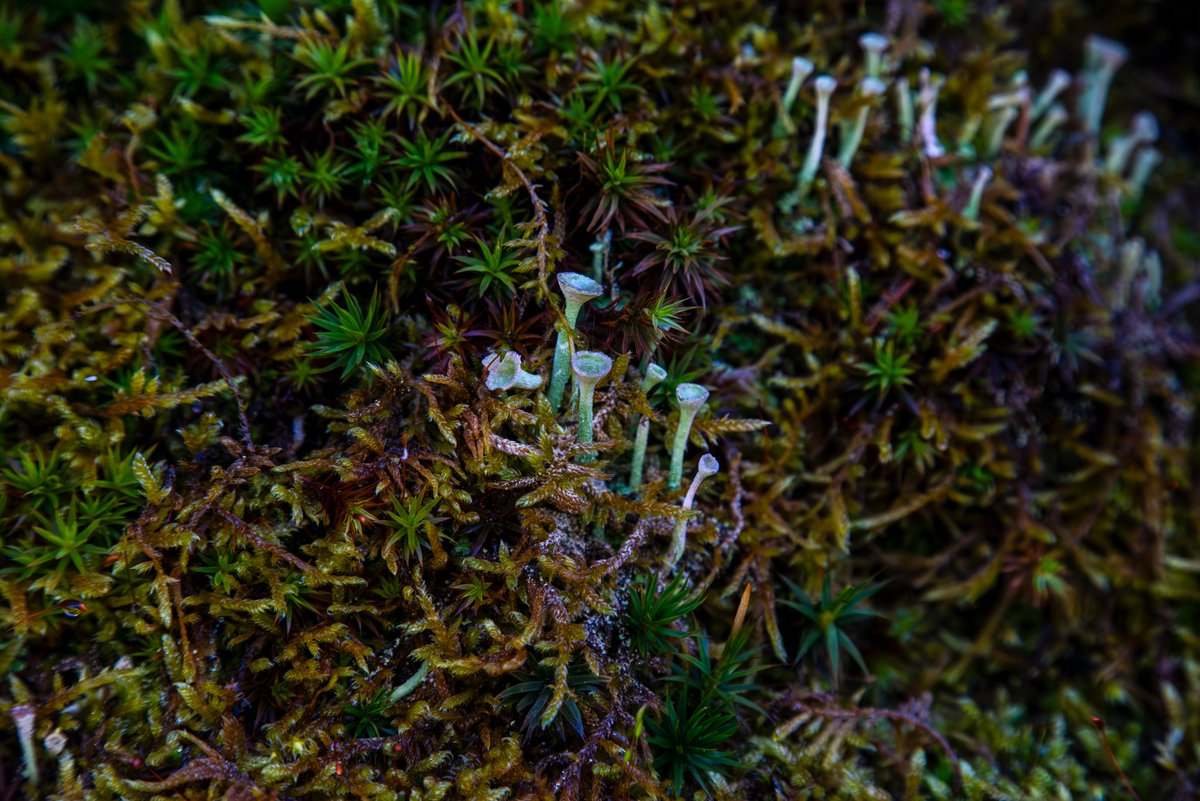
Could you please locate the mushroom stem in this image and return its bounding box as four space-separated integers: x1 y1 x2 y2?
668 383 709 490
629 363 668 492
798 75 838 200
548 272 603 412
666 454 719 568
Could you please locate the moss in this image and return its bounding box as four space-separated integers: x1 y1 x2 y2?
1 1 1198 799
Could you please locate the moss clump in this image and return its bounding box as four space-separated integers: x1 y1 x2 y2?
1 1 1198 799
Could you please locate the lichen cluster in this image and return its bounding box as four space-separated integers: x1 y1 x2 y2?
1 1 1198 800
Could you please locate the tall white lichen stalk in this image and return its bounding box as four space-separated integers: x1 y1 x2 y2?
837 77 886 169
548 272 603 412
13 704 37 788
483 351 542 391
963 166 994 223
668 383 709 490
1079 35 1128 137
571 351 612 457
1031 69 1072 121
983 86 1029 159
895 76 914 144
589 229 610 282
1105 111 1159 176
858 32 889 79
1129 147 1162 201
628 363 667 492
798 75 838 200
1030 103 1068 150
917 68 945 159
780 56 814 132
666 454 719 569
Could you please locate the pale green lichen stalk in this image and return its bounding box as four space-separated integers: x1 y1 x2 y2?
1130 147 1162 201
1105 111 1159 175
779 56 814 132
963 166 993 223
668 383 709 490
917 68 946 159
13 704 38 789
1031 69 1071 121
628 363 667 492
983 85 1029 159
1079 35 1128 137
837 77 885 169
571 351 612 455
857 33 889 79
484 351 543 391
548 272 603 412
666 454 719 569
895 76 914 144
1030 103 1068 151
797 75 837 200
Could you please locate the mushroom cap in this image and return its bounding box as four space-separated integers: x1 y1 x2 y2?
697 453 720 478
858 32 889 53
676 383 710 409
557 272 603 304
572 351 613 383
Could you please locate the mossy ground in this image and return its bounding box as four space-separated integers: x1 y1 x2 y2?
1 1 1198 799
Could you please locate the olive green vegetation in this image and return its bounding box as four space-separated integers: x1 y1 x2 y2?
1 0 1197 799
